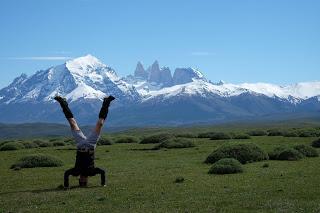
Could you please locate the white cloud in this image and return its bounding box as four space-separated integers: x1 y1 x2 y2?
5 56 73 61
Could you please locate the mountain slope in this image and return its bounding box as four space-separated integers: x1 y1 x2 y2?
0 55 319 126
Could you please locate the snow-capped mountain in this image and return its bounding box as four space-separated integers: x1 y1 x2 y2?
0 54 319 126
0 55 140 105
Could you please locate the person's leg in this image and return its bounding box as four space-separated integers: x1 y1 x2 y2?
95 96 115 134
64 168 78 188
54 96 81 131
93 167 106 186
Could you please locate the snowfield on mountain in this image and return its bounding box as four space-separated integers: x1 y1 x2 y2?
0 55 319 125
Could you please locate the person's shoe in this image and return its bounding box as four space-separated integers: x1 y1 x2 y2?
102 96 115 106
54 96 68 106
99 96 115 119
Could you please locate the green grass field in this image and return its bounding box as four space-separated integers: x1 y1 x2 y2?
1 126 320 212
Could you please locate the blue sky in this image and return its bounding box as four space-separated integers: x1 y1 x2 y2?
0 0 319 88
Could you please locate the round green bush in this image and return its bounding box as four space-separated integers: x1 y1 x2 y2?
293 144 318 157
297 128 319 137
267 129 284 136
268 146 288 160
53 141 66 147
208 158 243 174
175 133 197 138
33 140 52 147
175 176 185 183
247 130 267 136
115 136 138 144
233 134 251 139
0 142 25 151
277 149 304 161
283 131 299 137
311 138 320 148
97 137 113 145
140 133 174 144
210 132 231 140
205 143 268 164
21 141 39 149
11 154 63 169
198 132 217 138
155 138 195 149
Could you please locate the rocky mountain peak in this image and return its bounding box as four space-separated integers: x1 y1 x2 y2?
134 61 148 79
173 68 206 85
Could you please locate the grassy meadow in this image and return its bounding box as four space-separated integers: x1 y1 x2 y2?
1 124 320 212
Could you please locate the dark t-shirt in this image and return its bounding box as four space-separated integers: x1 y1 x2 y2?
74 151 95 175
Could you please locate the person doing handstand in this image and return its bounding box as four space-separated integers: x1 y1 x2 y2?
54 95 115 188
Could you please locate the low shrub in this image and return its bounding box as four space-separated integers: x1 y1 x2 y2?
262 163 269 168
155 138 195 149
233 134 251 139
311 138 320 148
198 132 217 138
247 130 267 136
293 144 318 157
21 141 39 149
283 131 299 137
11 154 63 169
97 137 113 146
267 129 284 136
210 132 232 140
205 143 268 164
277 149 304 161
33 140 52 147
0 142 25 151
208 158 243 174
115 136 139 144
298 131 318 137
64 138 74 144
140 133 174 144
53 141 66 147
175 176 185 183
268 146 288 160
175 133 197 138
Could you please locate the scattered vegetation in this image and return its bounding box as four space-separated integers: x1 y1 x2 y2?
267 129 284 136
262 163 269 168
53 141 66 147
21 141 39 149
0 142 25 151
98 136 113 146
247 130 267 136
312 138 320 148
155 138 195 149
268 146 288 160
198 132 218 138
208 158 243 174
175 133 197 138
233 133 251 139
210 132 232 140
293 144 319 157
115 136 139 144
277 148 304 161
140 133 174 144
11 154 63 169
174 176 185 183
33 140 53 147
205 143 268 164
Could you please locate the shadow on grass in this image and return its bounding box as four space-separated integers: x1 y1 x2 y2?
0 185 102 196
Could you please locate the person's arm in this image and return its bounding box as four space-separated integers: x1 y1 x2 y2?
94 167 106 186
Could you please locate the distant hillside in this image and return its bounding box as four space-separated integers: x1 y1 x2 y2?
1 115 320 139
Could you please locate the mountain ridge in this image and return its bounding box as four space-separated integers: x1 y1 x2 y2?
0 55 319 126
